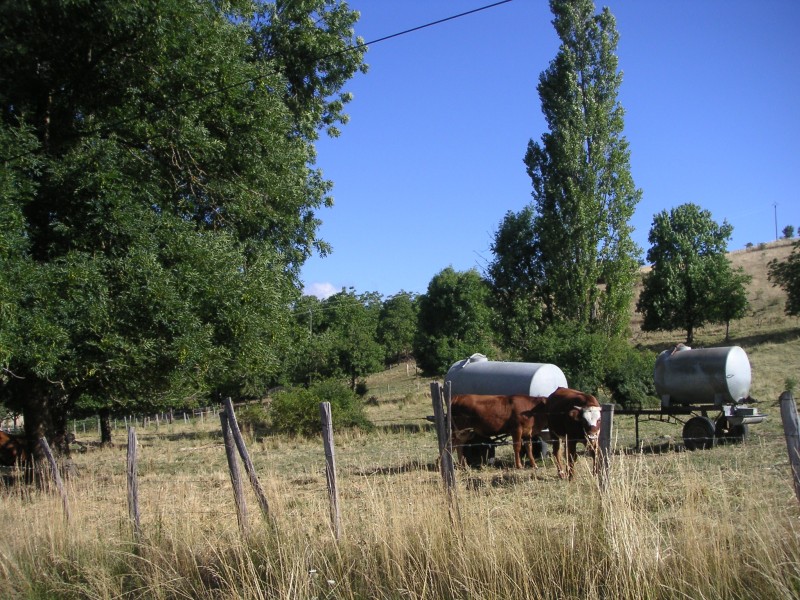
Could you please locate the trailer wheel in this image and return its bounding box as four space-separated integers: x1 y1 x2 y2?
531 436 549 460
462 436 495 467
683 416 716 450
714 416 749 444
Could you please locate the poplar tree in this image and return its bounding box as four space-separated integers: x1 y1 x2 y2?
522 0 641 336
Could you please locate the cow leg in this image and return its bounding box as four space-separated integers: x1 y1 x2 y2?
567 440 579 481
452 432 467 468
553 437 567 479
512 430 523 469
524 435 536 469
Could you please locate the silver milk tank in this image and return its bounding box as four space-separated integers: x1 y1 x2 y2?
445 353 568 397
654 345 751 407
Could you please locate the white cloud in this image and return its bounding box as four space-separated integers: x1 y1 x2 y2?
304 282 338 299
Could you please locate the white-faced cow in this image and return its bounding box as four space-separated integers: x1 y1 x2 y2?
450 394 548 469
545 387 602 480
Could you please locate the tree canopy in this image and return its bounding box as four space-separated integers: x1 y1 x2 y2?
414 268 495 376
768 241 800 317
636 203 747 345
0 0 366 450
518 0 641 337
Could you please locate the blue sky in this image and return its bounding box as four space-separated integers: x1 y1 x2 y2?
301 0 800 299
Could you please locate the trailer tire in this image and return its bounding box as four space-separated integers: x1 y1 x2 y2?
683 416 716 450
714 416 749 444
531 436 549 460
462 436 495 467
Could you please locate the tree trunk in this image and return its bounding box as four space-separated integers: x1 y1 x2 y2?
99 409 113 446
18 378 71 460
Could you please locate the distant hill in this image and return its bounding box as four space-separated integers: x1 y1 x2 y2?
629 238 798 350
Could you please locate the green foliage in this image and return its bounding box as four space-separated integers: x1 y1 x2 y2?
414 268 495 376
269 379 372 437
768 240 800 317
378 291 419 365
0 0 366 442
783 225 795 239
521 0 641 337
523 322 655 407
486 206 544 355
298 289 385 389
637 203 742 345
235 402 270 438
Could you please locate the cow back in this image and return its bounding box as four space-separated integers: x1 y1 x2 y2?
450 394 547 437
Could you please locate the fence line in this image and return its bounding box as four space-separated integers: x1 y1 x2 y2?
5 389 799 546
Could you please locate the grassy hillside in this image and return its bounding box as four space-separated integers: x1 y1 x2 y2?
630 238 798 351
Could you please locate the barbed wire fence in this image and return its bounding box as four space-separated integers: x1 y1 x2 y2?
2 390 799 542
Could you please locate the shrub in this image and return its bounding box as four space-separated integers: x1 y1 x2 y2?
270 379 373 437
523 322 657 407
235 402 270 438
604 343 658 409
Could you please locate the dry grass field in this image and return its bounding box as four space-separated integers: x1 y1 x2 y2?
1 240 799 599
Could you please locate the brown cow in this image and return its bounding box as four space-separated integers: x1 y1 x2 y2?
450 394 548 469
0 431 27 468
545 387 602 480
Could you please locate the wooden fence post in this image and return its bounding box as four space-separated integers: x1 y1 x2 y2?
222 397 271 520
598 404 615 491
319 402 341 541
430 382 456 492
126 427 141 541
780 391 800 504
220 412 249 535
38 437 71 523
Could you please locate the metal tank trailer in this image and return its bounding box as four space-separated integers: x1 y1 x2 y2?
649 344 765 450
444 354 568 465
442 347 764 459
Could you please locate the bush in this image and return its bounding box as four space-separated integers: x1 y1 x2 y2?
522 322 656 407
270 379 373 437
235 402 270 438
604 343 658 409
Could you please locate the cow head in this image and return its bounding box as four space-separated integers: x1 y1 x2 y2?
575 404 601 454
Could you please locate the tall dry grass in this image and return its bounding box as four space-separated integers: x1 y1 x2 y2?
2 418 800 599
2 240 799 598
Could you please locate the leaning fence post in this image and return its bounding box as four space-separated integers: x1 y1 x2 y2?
223 397 271 521
780 391 800 504
126 427 141 541
598 404 615 491
220 412 249 535
39 437 71 523
319 402 341 541
430 382 456 492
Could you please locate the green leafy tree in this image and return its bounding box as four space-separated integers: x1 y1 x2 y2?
783 225 795 239
486 206 544 357
0 0 365 450
521 0 641 336
637 203 741 345
414 268 495 376
378 291 419 365
318 289 384 390
712 266 752 341
768 240 800 316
